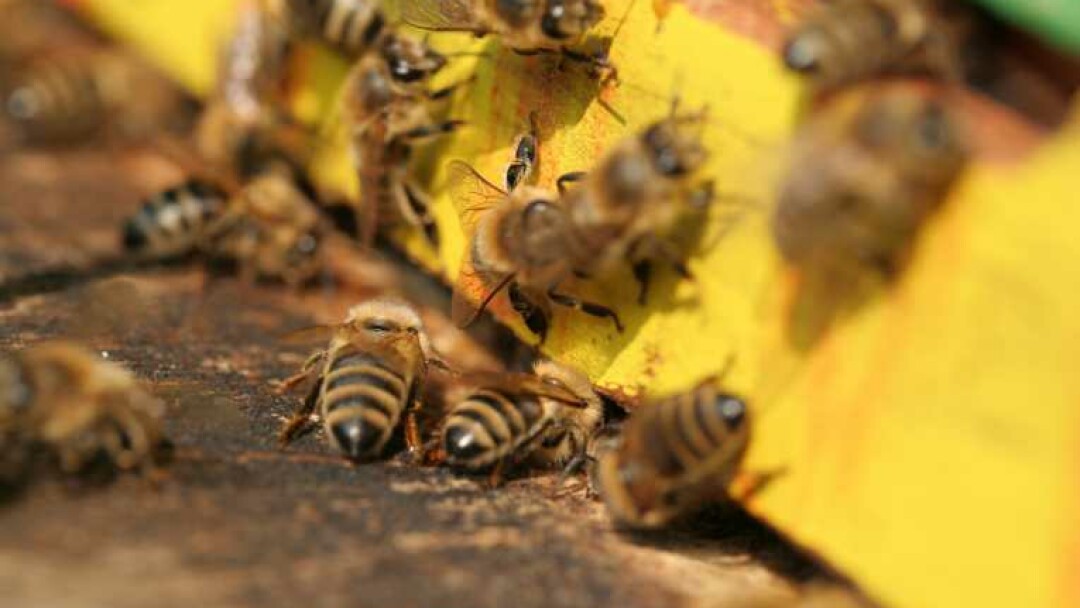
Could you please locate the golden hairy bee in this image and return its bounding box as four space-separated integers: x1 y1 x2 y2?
396 0 611 76
447 139 623 342
434 360 603 486
4 48 189 145
0 342 168 479
593 373 750 528
559 103 715 304
772 87 969 279
343 31 468 248
782 0 989 91
277 298 449 461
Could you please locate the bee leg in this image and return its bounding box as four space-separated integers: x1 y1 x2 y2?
275 352 324 394
556 171 588 196
486 458 506 489
401 180 440 249
398 120 466 142
278 380 321 447
426 76 476 101
420 439 446 466
560 47 618 85
403 409 425 461
631 260 653 306
548 290 624 333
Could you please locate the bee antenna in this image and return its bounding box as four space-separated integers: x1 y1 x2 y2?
610 0 639 41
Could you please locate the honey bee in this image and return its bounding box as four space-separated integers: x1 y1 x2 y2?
196 0 298 177
436 360 602 485
271 0 388 58
782 0 987 91
121 179 231 260
772 87 968 279
343 32 467 248
0 342 168 477
277 298 447 461
559 104 714 304
396 0 611 76
4 49 189 144
593 374 750 528
448 157 623 342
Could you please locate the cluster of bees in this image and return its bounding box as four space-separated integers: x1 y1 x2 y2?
0 0 992 532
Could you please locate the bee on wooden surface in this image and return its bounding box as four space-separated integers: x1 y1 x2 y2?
593 374 750 528
271 0 388 58
559 104 715 304
772 87 968 279
0 342 168 477
782 0 988 91
277 298 447 461
121 179 231 260
395 0 612 78
4 49 189 145
196 0 300 177
448 156 623 343
436 360 602 485
343 32 467 248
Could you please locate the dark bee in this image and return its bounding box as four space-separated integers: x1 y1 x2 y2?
121 180 230 259
593 375 750 528
276 0 388 58
438 360 602 485
278 299 445 461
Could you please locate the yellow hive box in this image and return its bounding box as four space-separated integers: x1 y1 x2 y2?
67 1 1080 607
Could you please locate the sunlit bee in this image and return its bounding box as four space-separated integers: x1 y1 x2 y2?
594 376 749 528
344 32 465 247
278 299 444 461
440 361 602 484
0 342 168 477
560 106 714 304
772 88 968 278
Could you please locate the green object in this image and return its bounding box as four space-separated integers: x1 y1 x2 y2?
971 0 1080 55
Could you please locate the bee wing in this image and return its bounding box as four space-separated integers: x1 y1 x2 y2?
446 159 507 236
459 372 588 407
450 258 514 329
384 0 482 32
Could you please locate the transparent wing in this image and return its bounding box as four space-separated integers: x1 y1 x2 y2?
445 159 507 236
457 372 588 407
278 324 340 345
384 0 481 32
450 251 514 329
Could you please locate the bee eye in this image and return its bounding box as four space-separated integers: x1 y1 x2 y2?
363 319 397 333
406 327 419 336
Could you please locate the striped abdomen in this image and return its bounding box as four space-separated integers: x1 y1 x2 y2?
5 59 107 142
122 180 229 256
442 389 551 469
288 0 386 57
633 386 749 482
319 346 412 460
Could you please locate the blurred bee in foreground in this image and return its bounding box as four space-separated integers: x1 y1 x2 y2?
0 342 169 481
268 0 388 59
782 0 990 92
433 360 603 486
196 0 302 178
396 0 613 79
772 87 968 279
592 372 750 528
277 299 449 461
344 32 468 248
4 48 190 145
560 103 715 304
447 124 623 342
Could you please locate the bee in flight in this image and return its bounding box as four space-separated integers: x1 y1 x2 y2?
277 298 449 461
447 131 623 342
0 342 169 481
394 0 614 79
772 86 968 280
592 369 750 528
558 103 715 304
343 31 469 248
434 360 603 486
782 0 989 92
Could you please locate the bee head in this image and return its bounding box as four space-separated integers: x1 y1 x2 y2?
539 0 606 40
346 298 430 351
381 35 447 84
641 113 708 178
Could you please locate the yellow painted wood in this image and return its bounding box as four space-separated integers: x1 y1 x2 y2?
69 1 1080 607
